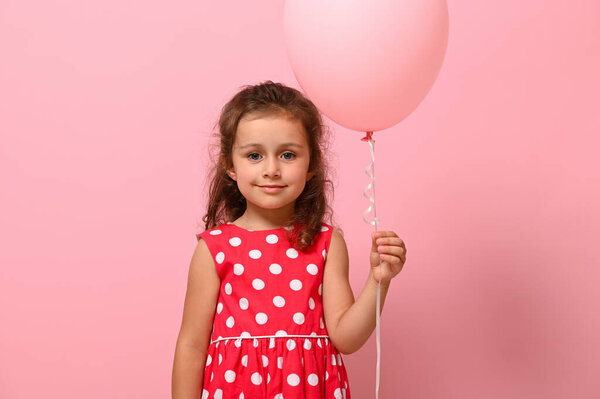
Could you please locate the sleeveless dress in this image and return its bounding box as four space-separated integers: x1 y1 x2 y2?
196 222 351 399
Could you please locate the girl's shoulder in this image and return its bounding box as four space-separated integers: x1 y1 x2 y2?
195 222 232 242
319 222 343 240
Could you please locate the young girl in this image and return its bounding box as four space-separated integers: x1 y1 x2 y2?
172 81 407 399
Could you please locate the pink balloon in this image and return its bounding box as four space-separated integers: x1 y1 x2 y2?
284 0 449 132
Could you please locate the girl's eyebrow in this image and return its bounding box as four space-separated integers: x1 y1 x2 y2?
237 142 304 150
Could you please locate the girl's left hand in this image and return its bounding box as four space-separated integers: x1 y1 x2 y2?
370 231 406 286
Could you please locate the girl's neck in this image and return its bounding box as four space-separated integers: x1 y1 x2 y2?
233 206 294 231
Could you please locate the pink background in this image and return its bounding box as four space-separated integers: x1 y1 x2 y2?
1 1 599 398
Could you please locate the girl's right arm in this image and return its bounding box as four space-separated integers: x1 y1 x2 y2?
172 238 220 399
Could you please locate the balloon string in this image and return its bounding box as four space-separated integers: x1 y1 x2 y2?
361 131 381 398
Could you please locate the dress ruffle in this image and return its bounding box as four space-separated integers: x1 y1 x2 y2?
202 336 350 399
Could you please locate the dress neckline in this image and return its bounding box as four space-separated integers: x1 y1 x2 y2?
227 222 293 233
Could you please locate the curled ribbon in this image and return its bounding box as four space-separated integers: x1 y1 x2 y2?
361 131 381 398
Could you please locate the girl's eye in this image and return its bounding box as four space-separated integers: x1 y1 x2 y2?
247 153 261 161
281 152 296 160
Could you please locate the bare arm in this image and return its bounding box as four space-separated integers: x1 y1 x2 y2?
323 229 391 355
172 238 221 399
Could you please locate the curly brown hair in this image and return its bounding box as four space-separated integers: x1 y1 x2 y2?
200 81 338 251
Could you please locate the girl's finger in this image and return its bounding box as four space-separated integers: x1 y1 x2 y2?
374 231 397 239
375 236 405 247
379 253 402 264
377 245 405 257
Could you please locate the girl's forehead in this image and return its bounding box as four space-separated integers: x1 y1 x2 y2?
234 115 308 147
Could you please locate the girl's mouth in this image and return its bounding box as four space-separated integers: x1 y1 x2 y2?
259 185 285 193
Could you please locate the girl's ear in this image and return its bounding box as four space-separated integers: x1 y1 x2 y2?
227 168 237 181
222 158 237 181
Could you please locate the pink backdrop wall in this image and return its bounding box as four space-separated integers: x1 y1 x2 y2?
1 0 599 398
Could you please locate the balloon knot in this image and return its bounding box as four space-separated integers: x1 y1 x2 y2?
361 131 375 142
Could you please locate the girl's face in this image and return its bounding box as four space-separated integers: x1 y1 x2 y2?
227 114 314 215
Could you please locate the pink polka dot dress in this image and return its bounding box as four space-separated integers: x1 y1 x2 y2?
196 222 351 399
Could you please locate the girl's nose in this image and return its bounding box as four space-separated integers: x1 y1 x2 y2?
263 157 281 178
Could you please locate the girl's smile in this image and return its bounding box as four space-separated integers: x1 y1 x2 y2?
258 185 286 193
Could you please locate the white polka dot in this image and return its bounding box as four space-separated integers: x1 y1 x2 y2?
342 388 347 399
318 283 323 295
286 339 296 350
209 229 222 235
326 370 329 380
224 283 232 295
277 357 283 369
331 354 337 366
317 338 322 348
262 355 269 367
219 353 222 365
338 354 342 365
273 296 285 307
253 338 259 347
240 393 245 399
266 234 278 244
226 316 235 328
225 370 236 383
251 372 262 385
308 297 315 310
287 373 300 386
275 330 287 337
267 373 271 384
290 279 302 291
308 373 318 386
256 313 268 325
211 372 214 382
239 297 248 310
206 354 212 366
214 389 222 399
345 380 348 389
334 388 342 399
241 331 251 338
306 264 318 275
322 249 327 259
216 252 225 264
304 339 312 350
293 313 305 325
235 338 242 348
241 355 248 367
321 225 329 232
229 237 242 247
275 394 283 399
252 279 265 290
249 249 262 259
202 389 209 399
234 263 244 275
286 248 298 259
269 263 282 275
269 337 275 348
217 302 223 314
